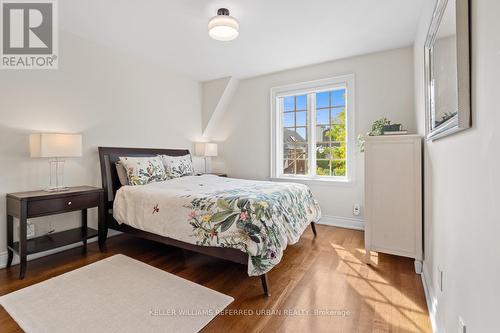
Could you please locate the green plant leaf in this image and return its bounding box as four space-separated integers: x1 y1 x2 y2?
216 199 231 211
244 223 261 235
210 210 237 223
249 234 261 243
237 199 250 210
255 209 263 221
220 214 238 232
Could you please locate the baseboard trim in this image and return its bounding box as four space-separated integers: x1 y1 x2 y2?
317 215 365 230
0 230 121 269
421 263 438 333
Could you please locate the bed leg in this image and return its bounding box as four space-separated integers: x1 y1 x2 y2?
98 194 107 252
311 222 317 237
98 220 107 252
98 228 107 252
260 274 271 297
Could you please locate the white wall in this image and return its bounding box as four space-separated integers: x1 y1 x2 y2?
209 47 415 223
414 0 500 331
0 31 202 254
201 77 230 131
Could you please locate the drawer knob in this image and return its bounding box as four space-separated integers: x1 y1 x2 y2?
68 201 72 205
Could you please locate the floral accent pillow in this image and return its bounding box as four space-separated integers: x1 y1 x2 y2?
119 156 168 186
159 154 194 178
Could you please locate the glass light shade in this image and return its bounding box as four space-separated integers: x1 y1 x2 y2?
208 15 239 41
30 133 82 158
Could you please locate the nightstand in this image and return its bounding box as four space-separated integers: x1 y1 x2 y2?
6 186 104 279
197 173 228 177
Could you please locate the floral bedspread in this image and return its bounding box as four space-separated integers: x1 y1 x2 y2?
113 175 321 276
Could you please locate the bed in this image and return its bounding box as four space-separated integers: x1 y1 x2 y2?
98 147 321 296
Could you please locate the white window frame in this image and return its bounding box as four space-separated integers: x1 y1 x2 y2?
270 74 355 184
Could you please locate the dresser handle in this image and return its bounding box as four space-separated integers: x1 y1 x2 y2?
68 201 72 205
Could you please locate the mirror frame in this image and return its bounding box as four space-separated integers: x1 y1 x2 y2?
424 0 471 141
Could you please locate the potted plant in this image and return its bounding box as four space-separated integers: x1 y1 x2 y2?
357 118 404 152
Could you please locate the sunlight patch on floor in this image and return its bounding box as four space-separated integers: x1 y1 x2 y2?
332 243 429 333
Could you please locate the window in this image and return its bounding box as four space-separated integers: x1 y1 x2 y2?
271 75 355 182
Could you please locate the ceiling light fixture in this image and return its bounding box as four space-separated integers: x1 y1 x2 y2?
208 8 239 41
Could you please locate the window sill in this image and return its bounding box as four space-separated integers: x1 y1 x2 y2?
270 176 354 186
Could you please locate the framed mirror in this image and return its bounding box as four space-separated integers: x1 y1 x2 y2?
424 0 471 140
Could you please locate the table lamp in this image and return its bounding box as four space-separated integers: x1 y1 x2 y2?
29 133 82 192
195 142 218 174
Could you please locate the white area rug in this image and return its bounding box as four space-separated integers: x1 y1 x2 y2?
0 254 233 333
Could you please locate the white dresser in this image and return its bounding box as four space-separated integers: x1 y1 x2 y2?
364 135 423 273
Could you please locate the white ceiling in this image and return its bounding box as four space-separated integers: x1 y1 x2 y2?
61 0 424 81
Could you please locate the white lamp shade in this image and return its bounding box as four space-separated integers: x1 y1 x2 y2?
195 142 218 157
30 133 82 158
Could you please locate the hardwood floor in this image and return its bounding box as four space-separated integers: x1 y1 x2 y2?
0 225 431 333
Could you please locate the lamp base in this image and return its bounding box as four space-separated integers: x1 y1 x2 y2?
44 186 70 192
48 159 66 192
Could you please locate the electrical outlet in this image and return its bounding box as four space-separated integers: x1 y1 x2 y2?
353 203 361 216
459 317 466 333
27 223 36 238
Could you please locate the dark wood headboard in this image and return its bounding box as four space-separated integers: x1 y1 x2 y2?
98 147 190 212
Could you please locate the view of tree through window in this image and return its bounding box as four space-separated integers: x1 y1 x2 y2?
280 87 347 178
315 89 346 176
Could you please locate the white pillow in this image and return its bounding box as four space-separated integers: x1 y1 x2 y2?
159 154 194 178
119 156 168 186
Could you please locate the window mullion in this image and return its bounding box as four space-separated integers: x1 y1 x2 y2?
309 93 316 178
277 97 284 178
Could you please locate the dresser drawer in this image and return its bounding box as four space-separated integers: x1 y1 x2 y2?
28 192 100 217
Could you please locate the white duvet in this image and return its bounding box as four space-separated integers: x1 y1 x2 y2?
113 175 321 276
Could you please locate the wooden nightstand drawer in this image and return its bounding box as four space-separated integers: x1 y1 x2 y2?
28 192 99 217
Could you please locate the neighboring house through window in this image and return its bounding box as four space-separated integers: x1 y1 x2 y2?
270 75 355 182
